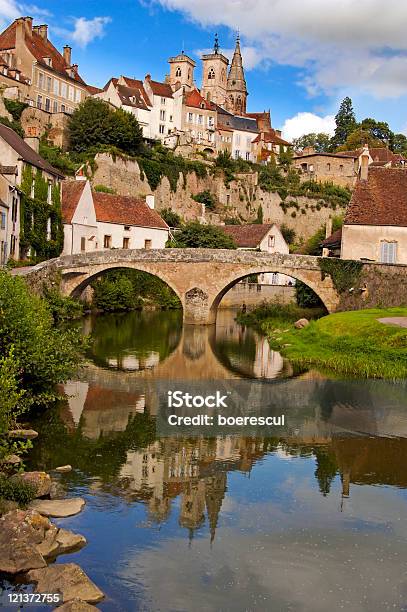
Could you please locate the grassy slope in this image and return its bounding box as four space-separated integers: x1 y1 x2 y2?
261 307 407 379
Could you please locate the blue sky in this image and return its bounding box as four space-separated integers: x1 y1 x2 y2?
4 0 407 139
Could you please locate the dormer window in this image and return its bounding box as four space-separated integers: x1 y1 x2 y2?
200 102 205 109
44 57 52 67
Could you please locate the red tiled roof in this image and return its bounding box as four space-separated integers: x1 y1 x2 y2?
145 77 173 98
345 167 407 227
93 192 169 229
221 224 274 248
86 84 103 95
120 76 151 108
0 19 87 86
321 227 342 247
185 89 213 110
61 180 86 223
252 129 291 146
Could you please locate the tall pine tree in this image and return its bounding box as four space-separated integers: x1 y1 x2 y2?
331 97 357 150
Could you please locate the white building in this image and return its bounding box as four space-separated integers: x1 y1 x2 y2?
143 74 180 140
61 179 169 255
221 224 293 285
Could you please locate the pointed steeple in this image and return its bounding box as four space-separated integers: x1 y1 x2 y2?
226 33 247 115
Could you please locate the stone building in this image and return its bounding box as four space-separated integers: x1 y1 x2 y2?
61 179 169 255
341 164 407 264
293 151 358 188
252 129 292 163
225 34 247 115
181 88 217 154
200 34 229 107
0 16 88 113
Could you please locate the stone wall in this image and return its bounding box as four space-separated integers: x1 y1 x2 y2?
91 154 341 240
20 107 70 149
219 283 296 308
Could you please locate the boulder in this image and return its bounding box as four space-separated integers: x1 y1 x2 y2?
49 480 66 499
54 465 72 473
30 498 86 518
3 454 22 466
27 564 104 604
56 599 98 611
9 429 39 440
294 318 310 329
0 509 48 574
12 471 52 498
36 526 86 559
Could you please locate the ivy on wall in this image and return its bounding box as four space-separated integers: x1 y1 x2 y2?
318 258 363 293
19 165 64 261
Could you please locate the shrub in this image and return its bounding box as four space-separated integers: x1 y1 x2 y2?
92 275 141 312
43 288 83 323
280 224 296 245
192 190 217 210
0 474 37 505
93 185 116 194
160 208 182 228
168 221 236 249
295 281 324 308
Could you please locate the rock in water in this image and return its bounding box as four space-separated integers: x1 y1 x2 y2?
54 465 72 473
27 563 104 604
0 510 48 574
294 318 310 329
55 528 87 554
12 471 52 498
30 498 86 518
56 599 98 611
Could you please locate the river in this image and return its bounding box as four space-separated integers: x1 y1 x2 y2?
21 309 407 611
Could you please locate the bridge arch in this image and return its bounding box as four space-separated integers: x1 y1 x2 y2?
209 267 331 322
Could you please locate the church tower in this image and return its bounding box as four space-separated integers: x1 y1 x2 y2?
226 34 247 115
200 34 229 106
168 51 196 91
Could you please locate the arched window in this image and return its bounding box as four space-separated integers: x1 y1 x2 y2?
175 66 181 78
208 67 215 80
188 68 191 79
221 68 226 82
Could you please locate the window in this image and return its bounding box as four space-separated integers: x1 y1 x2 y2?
38 72 44 89
37 95 42 109
123 237 130 249
124 225 130 231
10 234 15 256
326 163 331 171
75 89 81 103
11 196 18 222
53 79 59 95
80 237 86 252
234 150 241 159
45 98 50 112
208 67 215 80
104 235 112 248
175 66 181 77
144 239 152 250
47 181 52 204
188 112 193 122
169 115 173 122
68 86 74 101
246 152 250 161
53 100 58 113
46 76 51 92
198 115 203 124
235 134 241 145
160 97 166 105
268 235 276 248
272 273 278 285
380 241 397 264
159 124 165 134
0 212 5 229
247 137 252 147
61 82 67 98
61 104 66 112
339 164 344 174
208 116 214 127
160 109 166 121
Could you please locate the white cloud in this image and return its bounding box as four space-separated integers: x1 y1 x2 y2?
281 112 335 141
70 16 111 48
153 0 407 99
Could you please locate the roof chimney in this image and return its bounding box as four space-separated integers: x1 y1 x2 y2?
63 45 72 66
15 18 26 46
24 16 33 34
360 144 370 181
38 24 48 40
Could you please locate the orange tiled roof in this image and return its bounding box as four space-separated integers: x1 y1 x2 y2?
145 76 173 98
345 167 407 227
61 180 86 223
221 224 274 248
93 192 169 229
185 89 213 110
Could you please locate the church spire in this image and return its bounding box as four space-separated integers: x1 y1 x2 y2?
226 33 247 115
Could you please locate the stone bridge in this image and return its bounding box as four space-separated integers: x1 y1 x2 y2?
20 248 407 324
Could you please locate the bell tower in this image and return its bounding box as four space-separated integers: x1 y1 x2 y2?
200 34 229 106
226 33 248 115
168 51 196 91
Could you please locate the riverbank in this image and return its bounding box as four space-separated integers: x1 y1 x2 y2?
255 307 407 378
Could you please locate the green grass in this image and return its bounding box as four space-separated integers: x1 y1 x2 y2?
237 302 325 330
260 307 407 379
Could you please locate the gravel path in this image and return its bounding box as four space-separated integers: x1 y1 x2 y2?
378 317 407 328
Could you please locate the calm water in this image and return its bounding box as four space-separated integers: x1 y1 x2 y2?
22 309 407 611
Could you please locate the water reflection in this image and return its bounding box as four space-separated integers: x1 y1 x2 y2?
25 310 407 612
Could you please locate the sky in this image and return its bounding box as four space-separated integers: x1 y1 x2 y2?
3 0 407 140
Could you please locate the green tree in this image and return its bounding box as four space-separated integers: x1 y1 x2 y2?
392 133 407 156
169 222 236 249
160 208 182 227
92 275 141 312
192 190 217 210
280 224 296 245
295 282 323 308
111 108 143 156
302 216 343 256
331 97 357 149
292 132 332 153
278 145 293 170
68 98 116 152
0 272 83 405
